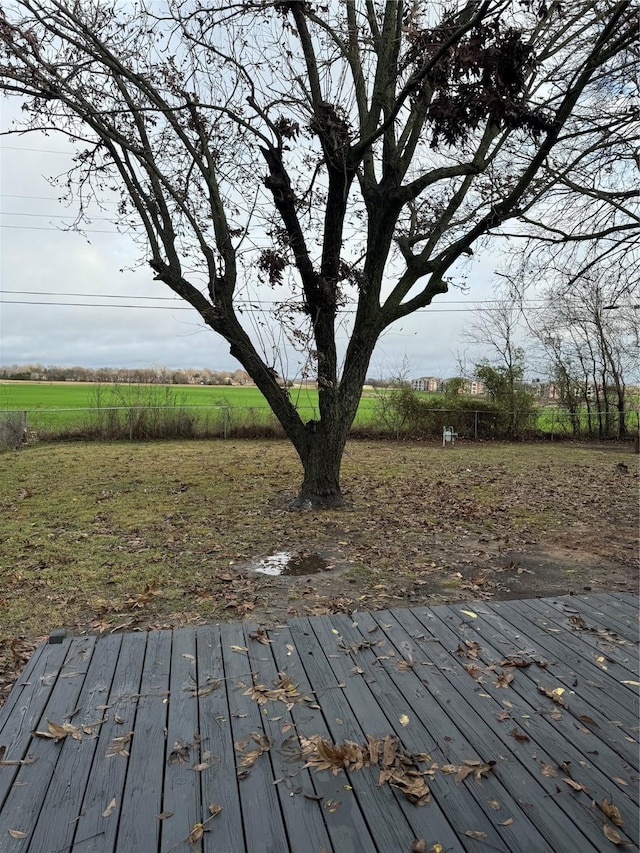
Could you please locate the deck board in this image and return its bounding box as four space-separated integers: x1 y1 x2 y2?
0 593 637 853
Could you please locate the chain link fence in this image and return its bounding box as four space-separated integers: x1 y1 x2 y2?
0 403 636 448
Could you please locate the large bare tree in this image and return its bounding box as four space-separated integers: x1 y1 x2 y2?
0 0 636 505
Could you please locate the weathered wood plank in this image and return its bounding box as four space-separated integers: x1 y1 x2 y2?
293 615 464 852
495 599 639 715
326 610 561 853
430 602 639 786
0 639 69 735
393 606 638 850
196 625 244 853
159 627 203 853
111 630 172 853
515 597 639 688
269 624 377 853
570 593 639 631
0 636 97 850
28 633 124 853
0 639 71 810
71 631 148 853
219 620 288 853
467 599 639 747
242 621 335 853
540 593 639 644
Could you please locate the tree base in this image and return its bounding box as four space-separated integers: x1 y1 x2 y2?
290 491 344 510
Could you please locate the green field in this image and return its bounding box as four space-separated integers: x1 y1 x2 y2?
0 381 381 437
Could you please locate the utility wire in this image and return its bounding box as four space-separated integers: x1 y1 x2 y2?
0 298 547 314
0 289 547 306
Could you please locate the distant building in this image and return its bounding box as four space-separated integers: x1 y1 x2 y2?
411 376 441 392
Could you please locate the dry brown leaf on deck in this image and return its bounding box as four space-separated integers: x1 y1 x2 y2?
191 763 210 772
8 830 28 839
499 817 514 826
494 671 514 689
235 732 271 770
496 709 511 722
230 645 249 654
33 720 82 742
509 728 530 743
411 840 426 853
603 824 628 846
537 685 568 707
465 830 487 839
168 740 191 765
399 714 410 727
249 628 272 645
102 798 116 818
456 641 481 659
209 803 223 817
601 799 624 826
157 811 174 820
540 762 558 777
188 822 205 843
106 731 133 758
563 778 588 793
487 799 501 810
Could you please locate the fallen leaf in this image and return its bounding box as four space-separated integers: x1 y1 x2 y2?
465 830 487 838
601 799 624 826
499 818 514 826
191 763 210 772
509 728 530 743
157 811 174 820
8 830 28 839
209 803 223 817
102 798 116 818
495 671 514 689
487 799 501 810
578 715 599 728
33 720 81 742
540 762 558 777
168 740 191 765
106 731 133 758
230 645 249 653
603 824 627 845
188 822 204 843
411 841 426 853
399 714 410 727
563 778 588 793
249 628 272 645
429 846 444 853
621 681 640 686
182 653 196 661
460 610 478 619
537 685 568 707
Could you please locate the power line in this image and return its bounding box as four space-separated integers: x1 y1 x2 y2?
2 211 114 221
1 224 126 233
0 298 546 314
1 145 74 154
1 289 547 306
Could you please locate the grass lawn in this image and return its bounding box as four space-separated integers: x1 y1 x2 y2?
1 438 637 671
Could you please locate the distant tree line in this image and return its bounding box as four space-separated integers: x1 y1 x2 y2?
0 365 251 386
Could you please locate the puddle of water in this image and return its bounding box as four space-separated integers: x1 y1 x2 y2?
252 551 329 577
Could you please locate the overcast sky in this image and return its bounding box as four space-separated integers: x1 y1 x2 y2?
1 100 508 380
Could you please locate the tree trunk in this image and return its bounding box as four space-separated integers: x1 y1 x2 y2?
292 424 349 509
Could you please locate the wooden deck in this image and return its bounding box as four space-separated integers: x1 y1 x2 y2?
0 592 637 853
